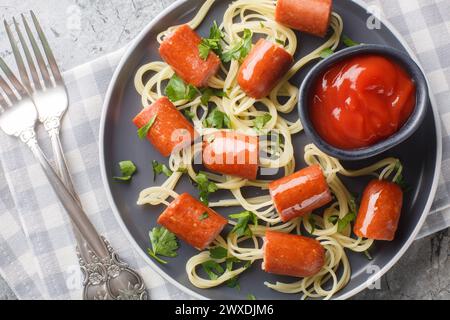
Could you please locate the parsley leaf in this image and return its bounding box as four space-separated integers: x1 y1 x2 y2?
202 260 224 280
147 227 179 264
320 48 334 59
198 21 224 60
199 212 209 221
342 35 360 47
337 212 357 233
275 38 285 46
184 109 196 120
165 75 198 102
226 257 240 271
205 108 232 129
137 115 157 140
152 160 173 181
229 211 258 237
209 246 228 259
247 294 256 300
253 113 272 131
195 173 219 205
393 162 409 191
226 276 240 290
200 88 227 106
113 160 137 181
308 215 317 234
221 29 253 63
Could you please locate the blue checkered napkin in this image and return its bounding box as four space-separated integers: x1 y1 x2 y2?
0 0 449 300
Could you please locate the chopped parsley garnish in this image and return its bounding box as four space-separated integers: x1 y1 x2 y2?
152 160 173 181
205 108 232 129
200 88 227 106
165 75 198 102
209 246 228 259
137 115 157 140
226 257 240 271
184 109 196 120
320 48 334 59
202 260 224 280
113 160 137 181
247 294 256 300
226 276 240 290
342 35 360 47
253 113 272 131
147 227 179 264
275 38 285 46
229 211 258 237
199 212 210 221
221 29 253 63
308 215 318 234
337 212 357 233
199 21 224 60
195 173 219 205
393 162 409 191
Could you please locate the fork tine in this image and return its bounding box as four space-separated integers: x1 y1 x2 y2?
4 20 33 93
0 74 19 105
0 57 29 98
13 17 42 91
21 13 52 88
30 11 63 84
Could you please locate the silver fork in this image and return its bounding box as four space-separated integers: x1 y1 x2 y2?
2 12 147 300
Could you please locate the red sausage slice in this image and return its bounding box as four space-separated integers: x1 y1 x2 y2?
238 39 293 99
133 97 197 157
203 131 259 180
353 180 403 241
275 0 333 37
269 165 332 222
263 231 325 278
157 193 228 250
159 24 221 87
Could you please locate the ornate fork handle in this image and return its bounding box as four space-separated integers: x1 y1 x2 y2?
24 127 147 300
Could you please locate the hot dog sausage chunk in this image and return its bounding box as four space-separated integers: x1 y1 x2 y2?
133 97 197 157
275 0 333 37
157 193 228 250
353 180 403 241
269 165 332 222
203 131 259 180
238 39 293 99
263 231 325 278
159 24 221 87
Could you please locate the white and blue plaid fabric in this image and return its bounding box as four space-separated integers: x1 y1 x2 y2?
0 0 449 299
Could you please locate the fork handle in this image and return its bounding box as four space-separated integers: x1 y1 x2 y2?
27 138 109 258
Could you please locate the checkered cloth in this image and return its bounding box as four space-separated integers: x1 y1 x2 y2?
0 0 449 300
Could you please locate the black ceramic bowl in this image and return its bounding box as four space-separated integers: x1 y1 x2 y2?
298 44 429 160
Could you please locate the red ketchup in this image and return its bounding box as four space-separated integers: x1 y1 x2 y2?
309 55 416 150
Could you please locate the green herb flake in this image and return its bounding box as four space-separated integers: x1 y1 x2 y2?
275 38 285 46
184 109 196 120
165 75 198 102
137 115 157 140
113 160 137 181
308 215 317 234
221 29 253 63
152 160 173 181
198 21 224 60
320 48 334 59
337 212 357 233
253 113 272 131
205 108 232 129
195 173 219 205
226 257 240 271
147 227 179 264
199 212 209 221
209 246 228 259
342 35 360 47
201 260 225 280
247 294 256 300
229 211 258 237
200 88 227 106
226 277 240 290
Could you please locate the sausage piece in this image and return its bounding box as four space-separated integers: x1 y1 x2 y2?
262 231 325 278
157 193 228 250
159 24 221 87
133 97 197 157
353 180 403 241
275 0 333 37
238 39 293 99
203 131 259 180
269 165 332 222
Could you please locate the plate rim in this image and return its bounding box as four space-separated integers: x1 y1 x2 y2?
98 0 443 300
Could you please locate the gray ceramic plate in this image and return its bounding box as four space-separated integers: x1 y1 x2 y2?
100 0 442 300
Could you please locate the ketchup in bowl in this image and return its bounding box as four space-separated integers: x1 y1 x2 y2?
309 54 416 150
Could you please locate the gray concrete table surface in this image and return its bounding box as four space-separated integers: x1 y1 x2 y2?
0 0 449 300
